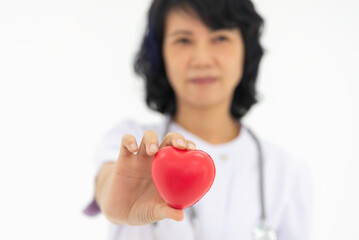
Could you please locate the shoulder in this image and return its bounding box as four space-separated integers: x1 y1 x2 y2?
260 138 311 179
256 135 312 200
259 138 312 207
256 137 313 227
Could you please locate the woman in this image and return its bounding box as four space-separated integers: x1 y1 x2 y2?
84 0 312 239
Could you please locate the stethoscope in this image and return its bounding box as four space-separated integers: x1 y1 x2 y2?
152 117 277 240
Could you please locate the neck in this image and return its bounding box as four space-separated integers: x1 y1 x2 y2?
173 101 241 144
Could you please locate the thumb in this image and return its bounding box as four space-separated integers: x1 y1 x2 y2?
158 205 184 222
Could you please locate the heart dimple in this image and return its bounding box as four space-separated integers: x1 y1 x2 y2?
151 146 216 209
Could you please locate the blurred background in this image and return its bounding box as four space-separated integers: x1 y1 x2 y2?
0 0 358 239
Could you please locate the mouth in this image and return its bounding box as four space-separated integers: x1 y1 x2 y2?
189 77 218 85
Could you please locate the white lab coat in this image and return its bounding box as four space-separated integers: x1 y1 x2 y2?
89 115 312 240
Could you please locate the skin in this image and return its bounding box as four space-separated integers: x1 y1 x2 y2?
95 6 246 225
163 7 245 144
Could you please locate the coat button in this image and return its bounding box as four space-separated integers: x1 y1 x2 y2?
220 154 228 161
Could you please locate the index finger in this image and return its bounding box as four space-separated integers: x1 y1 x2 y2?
119 134 138 158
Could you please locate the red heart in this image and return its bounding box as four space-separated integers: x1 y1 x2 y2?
151 146 216 209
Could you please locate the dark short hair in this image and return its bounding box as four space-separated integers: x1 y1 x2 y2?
134 0 265 119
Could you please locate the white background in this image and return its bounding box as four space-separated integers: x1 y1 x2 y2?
0 0 358 239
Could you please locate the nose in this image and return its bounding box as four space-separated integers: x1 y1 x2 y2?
190 42 214 69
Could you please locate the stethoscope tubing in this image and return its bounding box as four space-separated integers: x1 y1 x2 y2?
152 118 271 240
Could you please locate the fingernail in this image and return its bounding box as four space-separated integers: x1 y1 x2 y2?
176 139 185 147
188 143 195 150
150 144 158 152
130 143 137 151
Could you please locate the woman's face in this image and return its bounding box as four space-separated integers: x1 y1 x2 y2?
162 7 245 110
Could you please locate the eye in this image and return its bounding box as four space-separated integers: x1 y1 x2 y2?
213 35 228 43
176 38 191 44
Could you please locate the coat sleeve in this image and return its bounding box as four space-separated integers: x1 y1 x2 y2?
276 164 313 240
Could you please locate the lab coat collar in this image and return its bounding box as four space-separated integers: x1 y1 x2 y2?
160 114 248 153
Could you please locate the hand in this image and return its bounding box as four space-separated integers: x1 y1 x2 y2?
100 130 196 226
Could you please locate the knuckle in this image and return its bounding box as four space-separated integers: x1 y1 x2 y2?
166 132 183 140
163 134 170 141
148 208 156 222
122 134 134 143
176 133 185 139
144 130 158 139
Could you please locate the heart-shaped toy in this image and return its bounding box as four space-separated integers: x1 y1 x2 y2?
151 146 216 209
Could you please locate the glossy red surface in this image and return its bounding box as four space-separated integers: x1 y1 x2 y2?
152 146 216 209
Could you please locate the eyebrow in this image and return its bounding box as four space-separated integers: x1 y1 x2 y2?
168 30 193 37
168 28 236 38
